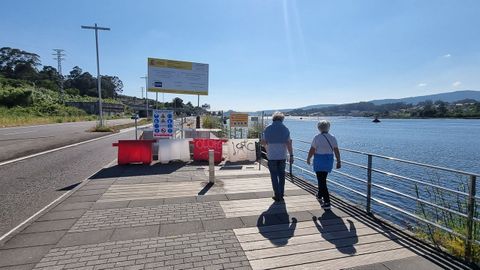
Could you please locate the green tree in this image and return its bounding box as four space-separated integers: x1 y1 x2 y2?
0 47 40 78
13 63 38 81
68 66 83 79
437 102 448 117
173 97 184 108
100 76 123 98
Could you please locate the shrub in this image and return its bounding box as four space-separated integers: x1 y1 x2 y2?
0 87 32 107
65 88 80 95
202 115 222 129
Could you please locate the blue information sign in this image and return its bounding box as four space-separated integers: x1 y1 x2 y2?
153 110 174 137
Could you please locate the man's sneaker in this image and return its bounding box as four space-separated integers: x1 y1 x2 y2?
322 202 331 210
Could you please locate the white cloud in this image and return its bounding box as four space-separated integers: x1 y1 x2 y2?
452 81 462 88
417 83 427 87
443 53 451 58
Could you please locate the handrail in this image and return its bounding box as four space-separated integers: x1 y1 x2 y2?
371 182 469 218
295 139 480 177
283 139 479 262
370 196 467 240
293 143 470 197
333 170 368 184
371 167 469 197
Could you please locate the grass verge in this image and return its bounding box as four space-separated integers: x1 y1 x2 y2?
89 119 150 133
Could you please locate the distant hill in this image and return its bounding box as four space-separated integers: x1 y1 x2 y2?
224 109 293 116
369 90 480 105
232 90 480 116
295 104 337 110
243 104 335 116
285 90 480 118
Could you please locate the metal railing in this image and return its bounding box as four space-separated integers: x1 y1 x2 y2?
263 139 480 262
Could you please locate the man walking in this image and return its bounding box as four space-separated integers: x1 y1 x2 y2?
262 111 293 202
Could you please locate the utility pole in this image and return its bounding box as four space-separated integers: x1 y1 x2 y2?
196 94 201 128
140 87 145 116
81 23 110 127
52 49 66 103
140 76 148 118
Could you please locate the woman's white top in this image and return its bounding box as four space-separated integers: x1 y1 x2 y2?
311 133 338 154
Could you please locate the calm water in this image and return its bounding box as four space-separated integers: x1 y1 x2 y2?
280 117 480 227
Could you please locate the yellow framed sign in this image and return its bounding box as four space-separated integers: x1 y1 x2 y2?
147 58 209 95
230 113 249 127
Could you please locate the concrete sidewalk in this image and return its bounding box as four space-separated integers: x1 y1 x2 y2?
0 161 468 269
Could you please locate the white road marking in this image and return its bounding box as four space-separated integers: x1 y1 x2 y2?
0 124 151 167
0 119 140 130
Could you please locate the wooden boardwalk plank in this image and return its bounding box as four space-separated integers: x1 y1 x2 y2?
248 240 416 269
244 233 400 260
237 225 386 245
234 216 365 236
278 249 418 270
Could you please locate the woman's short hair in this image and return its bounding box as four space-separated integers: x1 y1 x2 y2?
272 111 285 122
317 120 330 132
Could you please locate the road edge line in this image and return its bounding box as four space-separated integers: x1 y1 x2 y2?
0 124 151 167
0 158 118 246
0 118 148 130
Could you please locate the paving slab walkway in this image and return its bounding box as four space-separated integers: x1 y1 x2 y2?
0 162 471 270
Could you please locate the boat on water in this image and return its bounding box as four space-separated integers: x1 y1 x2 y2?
372 116 381 123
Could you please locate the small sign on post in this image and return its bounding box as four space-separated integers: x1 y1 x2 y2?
230 113 249 128
153 110 174 138
131 114 139 139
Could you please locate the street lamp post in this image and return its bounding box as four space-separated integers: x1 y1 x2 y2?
81 23 110 127
140 76 148 118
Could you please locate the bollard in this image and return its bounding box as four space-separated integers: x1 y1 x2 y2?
208 149 215 183
134 118 138 140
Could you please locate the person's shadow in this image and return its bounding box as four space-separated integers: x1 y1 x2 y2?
257 202 297 246
312 210 358 254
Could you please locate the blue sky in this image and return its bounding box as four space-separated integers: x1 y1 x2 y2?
1 0 479 111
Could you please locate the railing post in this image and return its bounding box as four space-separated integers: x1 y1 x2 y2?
465 175 476 262
366 154 373 214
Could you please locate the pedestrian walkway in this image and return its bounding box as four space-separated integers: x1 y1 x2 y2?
0 162 470 269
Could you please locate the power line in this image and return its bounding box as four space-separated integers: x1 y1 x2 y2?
52 49 66 103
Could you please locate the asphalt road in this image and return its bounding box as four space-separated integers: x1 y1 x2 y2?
0 119 136 162
0 128 140 237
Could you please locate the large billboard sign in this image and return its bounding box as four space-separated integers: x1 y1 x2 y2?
147 58 209 95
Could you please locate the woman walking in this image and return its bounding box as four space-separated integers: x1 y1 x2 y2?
307 120 341 209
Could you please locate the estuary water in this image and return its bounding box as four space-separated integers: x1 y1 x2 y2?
280 117 480 226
